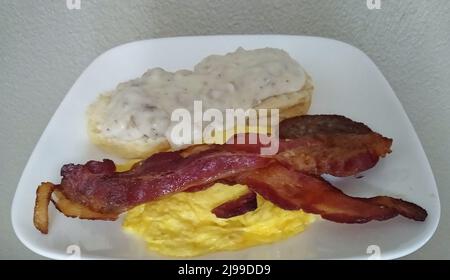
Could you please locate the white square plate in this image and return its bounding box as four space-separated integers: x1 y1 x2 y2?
12 35 440 260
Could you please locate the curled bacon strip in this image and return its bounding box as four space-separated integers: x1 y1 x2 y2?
33 183 55 234
235 163 427 223
212 191 257 219
60 149 272 214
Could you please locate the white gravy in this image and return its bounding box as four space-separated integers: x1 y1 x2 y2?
98 47 306 141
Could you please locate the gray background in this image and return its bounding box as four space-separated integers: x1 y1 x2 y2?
1 0 449 259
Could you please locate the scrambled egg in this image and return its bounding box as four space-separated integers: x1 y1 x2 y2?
122 184 314 257
117 127 315 257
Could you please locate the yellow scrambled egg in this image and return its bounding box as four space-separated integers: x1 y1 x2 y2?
123 184 314 257
117 127 315 257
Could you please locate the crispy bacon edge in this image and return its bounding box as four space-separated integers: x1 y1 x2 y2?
51 188 118 221
33 182 55 234
34 182 118 235
212 191 257 218
236 163 427 223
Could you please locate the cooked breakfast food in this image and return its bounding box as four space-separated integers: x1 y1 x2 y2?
32 47 427 257
34 115 427 256
123 181 314 257
87 47 314 158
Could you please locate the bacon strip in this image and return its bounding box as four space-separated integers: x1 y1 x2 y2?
225 133 392 177
33 183 55 234
60 149 272 214
224 115 392 177
49 115 422 224
235 163 427 223
212 191 257 218
52 188 118 221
